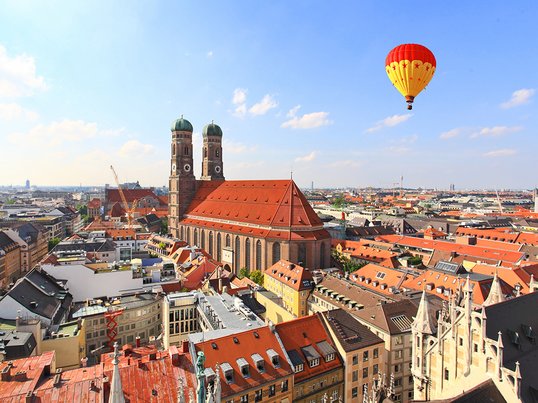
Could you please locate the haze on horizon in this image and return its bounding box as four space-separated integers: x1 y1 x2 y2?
0 1 537 190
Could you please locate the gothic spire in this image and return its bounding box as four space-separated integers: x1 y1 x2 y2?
483 271 506 306
412 289 435 335
109 342 125 403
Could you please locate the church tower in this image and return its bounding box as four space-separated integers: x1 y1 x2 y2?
169 116 196 238
201 122 224 181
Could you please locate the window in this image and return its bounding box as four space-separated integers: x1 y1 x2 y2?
352 387 358 398
352 354 358 365
235 236 241 270
352 370 358 382
217 233 222 261
474 343 478 353
362 368 368 378
294 364 304 373
245 238 251 271
225 234 230 247
320 242 326 267
254 390 262 402
459 337 463 346
444 368 449 381
363 351 369 362
394 364 401 373
298 243 307 265
395 350 403 359
256 240 262 270
281 380 288 392
268 384 275 397
409 376 413 384
325 353 335 362
395 335 403 345
394 378 402 387
373 364 378 375
309 358 320 368
408 390 414 400
272 242 281 264
240 395 248 403
373 348 379 359
201 229 205 250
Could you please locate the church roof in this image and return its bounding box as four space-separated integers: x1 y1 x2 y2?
182 180 329 240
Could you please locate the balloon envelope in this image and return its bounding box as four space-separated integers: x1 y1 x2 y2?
385 44 436 109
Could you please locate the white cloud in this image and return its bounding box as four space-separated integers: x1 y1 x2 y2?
483 149 517 158
0 44 48 98
440 128 462 140
281 107 332 129
249 94 278 116
223 139 257 154
295 151 317 162
471 126 522 138
206 50 214 58
327 160 361 168
118 140 156 158
9 119 123 147
365 114 412 133
500 88 535 109
0 102 38 121
232 88 247 105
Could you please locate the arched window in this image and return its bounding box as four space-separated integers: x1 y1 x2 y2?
235 236 241 272
245 238 251 272
184 146 189 155
201 230 205 249
298 243 307 266
208 232 213 257
172 143 176 156
272 242 281 264
320 243 326 268
194 229 198 246
216 148 220 157
256 240 262 270
186 228 191 245
217 233 222 261
204 147 208 158
180 226 184 241
226 234 231 248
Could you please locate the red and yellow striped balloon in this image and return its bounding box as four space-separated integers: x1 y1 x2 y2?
385 44 436 110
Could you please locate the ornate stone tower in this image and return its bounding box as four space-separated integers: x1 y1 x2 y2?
169 116 196 238
201 122 224 181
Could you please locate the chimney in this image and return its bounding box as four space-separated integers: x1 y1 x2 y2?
149 352 157 361
1 363 12 381
136 336 141 348
25 391 34 403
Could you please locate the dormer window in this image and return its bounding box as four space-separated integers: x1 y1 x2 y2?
301 345 321 368
267 349 280 368
251 353 265 373
325 353 335 362
221 362 234 384
237 358 250 378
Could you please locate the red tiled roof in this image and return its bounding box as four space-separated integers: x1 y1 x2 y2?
471 264 531 294
275 315 343 383
184 180 324 231
105 229 136 239
194 326 293 398
265 259 314 291
376 235 525 265
350 264 411 296
106 188 160 204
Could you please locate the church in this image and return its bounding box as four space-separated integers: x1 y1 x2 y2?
168 116 331 274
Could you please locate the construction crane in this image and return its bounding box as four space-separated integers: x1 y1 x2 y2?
110 165 138 227
495 189 504 215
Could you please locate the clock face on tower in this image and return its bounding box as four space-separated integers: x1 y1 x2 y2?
172 163 176 173
215 165 221 174
184 164 191 172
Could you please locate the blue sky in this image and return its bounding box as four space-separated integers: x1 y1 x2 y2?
1 1 537 189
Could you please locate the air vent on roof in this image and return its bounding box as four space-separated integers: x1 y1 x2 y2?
521 325 535 343
253 332 259 339
233 337 239 344
302 332 307 338
507 329 520 348
211 342 218 350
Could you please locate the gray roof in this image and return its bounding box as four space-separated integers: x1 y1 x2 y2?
0 329 37 360
287 349 304 367
321 309 384 352
316 340 336 356
301 345 320 361
484 292 538 403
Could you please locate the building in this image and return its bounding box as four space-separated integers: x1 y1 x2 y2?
87 197 102 220
0 222 48 273
263 259 314 318
0 269 72 327
353 298 442 403
168 117 331 273
105 187 165 212
320 309 385 402
193 326 295 403
412 281 538 403
275 315 345 402
71 292 163 362
162 292 199 348
0 231 21 287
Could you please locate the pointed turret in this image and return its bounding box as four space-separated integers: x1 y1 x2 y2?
412 289 435 335
483 272 506 306
109 342 125 403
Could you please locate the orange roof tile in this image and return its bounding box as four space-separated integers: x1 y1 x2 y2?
194 327 293 398
349 263 411 296
471 264 531 294
275 315 343 383
264 259 314 291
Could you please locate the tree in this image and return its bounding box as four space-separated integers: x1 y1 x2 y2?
238 267 249 279
249 270 264 286
48 237 61 251
408 255 423 266
160 218 168 235
332 195 347 210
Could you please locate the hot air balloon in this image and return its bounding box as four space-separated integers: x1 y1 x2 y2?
385 44 436 110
